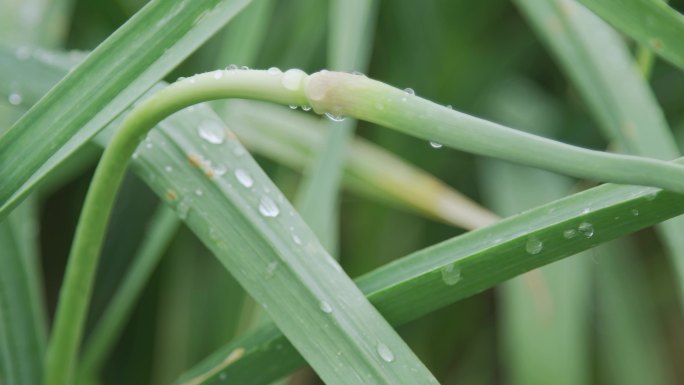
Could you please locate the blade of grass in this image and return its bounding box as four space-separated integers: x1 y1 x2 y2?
77 204 181 379
47 72 441 385
576 0 684 71
515 0 684 304
0 48 496 384
0 1 71 381
223 100 499 229
0 200 47 385
177 169 684 385
595 239 673 385
0 0 254 219
479 78 590 385
294 0 378 253
213 0 274 67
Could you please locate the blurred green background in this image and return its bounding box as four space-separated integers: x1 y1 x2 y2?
3 0 684 384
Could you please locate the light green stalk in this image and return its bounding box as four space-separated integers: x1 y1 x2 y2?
46 68 684 385
45 69 309 385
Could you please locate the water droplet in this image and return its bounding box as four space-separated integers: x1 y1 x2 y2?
578 222 594 238
8 93 22 105
440 263 461 285
258 196 279 217
352 71 365 76
289 105 298 110
581 208 591 215
429 141 443 149
292 234 302 245
176 76 186 82
563 229 577 239
176 201 190 220
301 105 312 111
240 65 249 70
195 188 203 196
446 105 453 109
213 164 227 176
525 238 543 254
265 261 278 278
234 169 254 188
213 70 224 79
226 64 238 71
325 112 346 122
267 67 281 75
281 69 306 91
197 120 225 144
632 209 640 216
319 301 333 314
376 342 395 363
645 191 657 201
404 88 415 95
165 165 173 172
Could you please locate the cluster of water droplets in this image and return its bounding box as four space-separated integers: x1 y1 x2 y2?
562 221 595 239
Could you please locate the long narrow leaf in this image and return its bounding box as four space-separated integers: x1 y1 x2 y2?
0 201 46 385
515 0 684 303
177 171 684 385
0 0 253 219
577 0 684 71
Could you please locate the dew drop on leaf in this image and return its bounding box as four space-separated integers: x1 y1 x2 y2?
258 196 279 217
429 141 443 149
234 169 254 188
440 263 461 285
376 342 395 363
578 222 594 238
319 300 333 314
197 120 225 144
525 238 543 254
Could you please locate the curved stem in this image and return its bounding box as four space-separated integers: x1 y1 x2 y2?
46 68 684 385
44 68 309 385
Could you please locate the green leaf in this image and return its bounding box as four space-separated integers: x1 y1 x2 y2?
0 0 253 219
84 97 440 384
479 79 590 385
177 173 684 385
595 240 672 385
514 0 684 303
77 204 181 378
577 0 684 71
0 201 47 385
